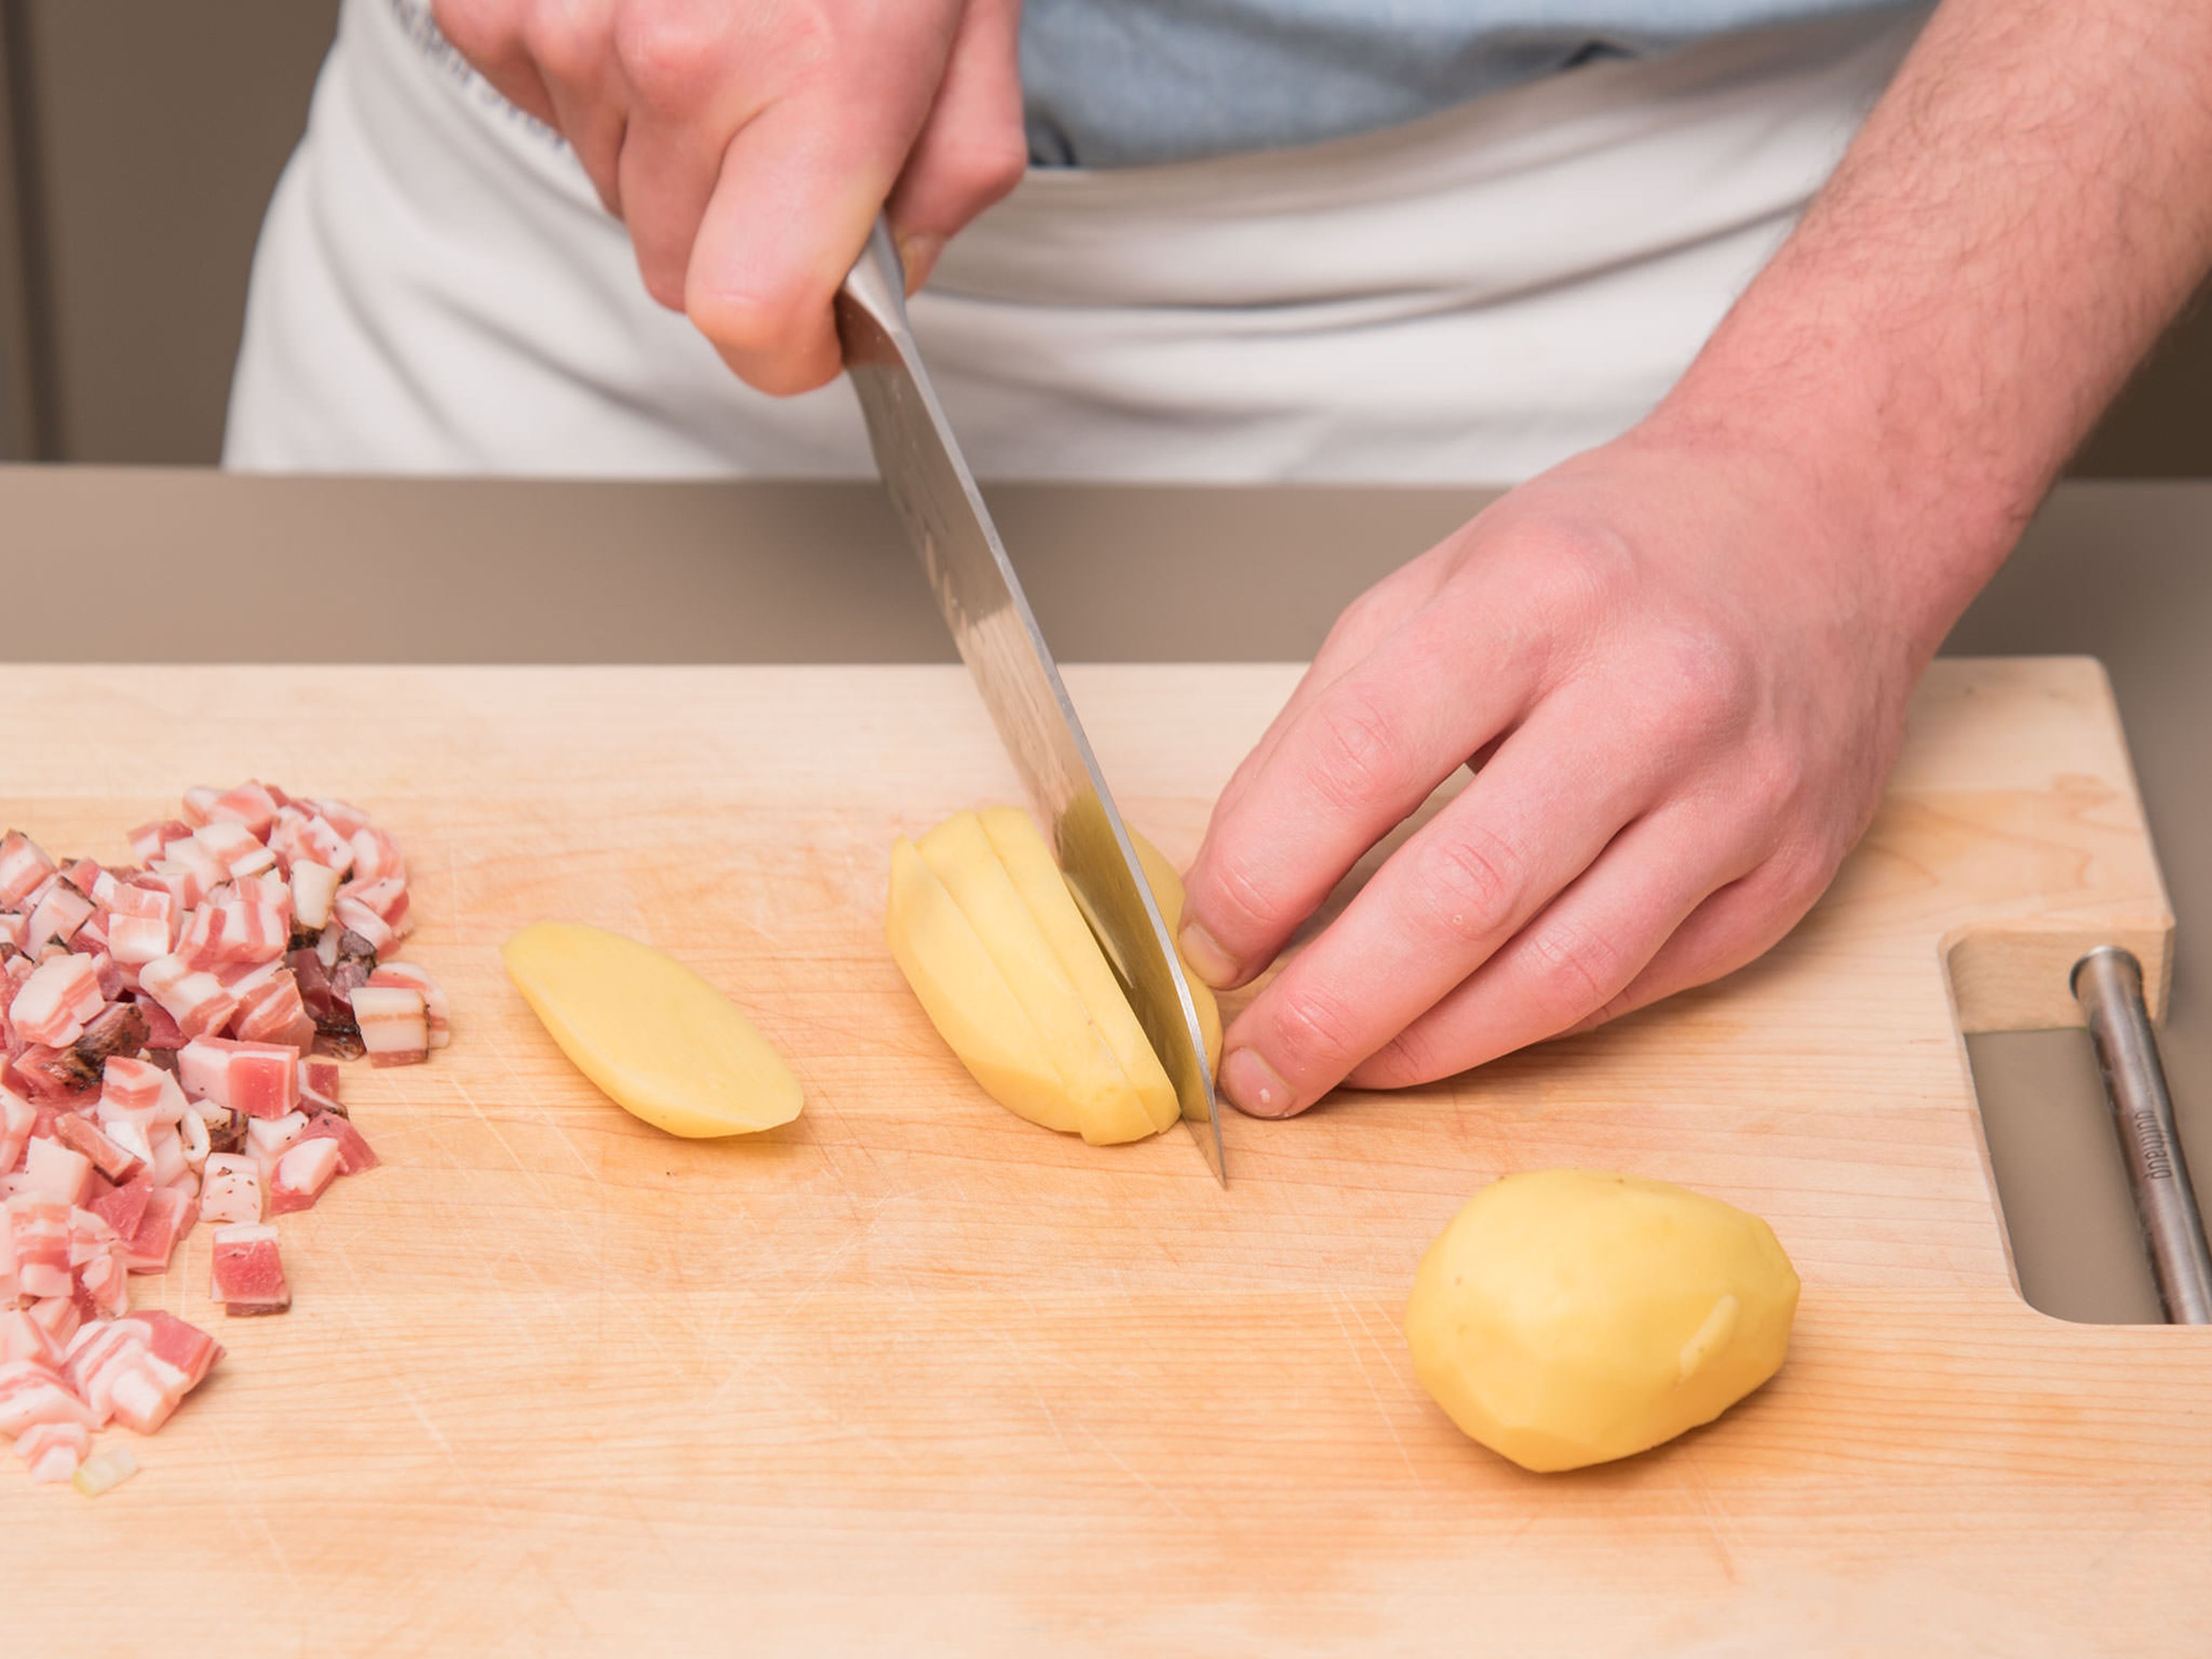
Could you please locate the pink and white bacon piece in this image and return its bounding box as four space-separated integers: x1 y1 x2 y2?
0 781 436 1491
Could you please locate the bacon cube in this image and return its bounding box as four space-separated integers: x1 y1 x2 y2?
307 798 371 838
245 1111 308 1173
210 1222 289 1315
268 1137 342 1215
7 1199 73 1298
177 1036 300 1120
105 912 171 965
289 859 341 931
119 1183 196 1272
349 985 427 1066
232 969 315 1055
116 1310 222 1392
298 1056 343 1116
138 954 240 1041
22 881 94 951
298 1109 378 1176
52 1114 144 1184
177 898 290 970
0 1086 33 1173
15 1418 89 1482
88 1175 154 1243
369 962 449 1049
332 896 397 956
10 953 105 1048
21 1138 93 1208
198 1153 262 1225
127 817 192 863
206 782 281 840
0 831 56 909
191 819 277 880
0 1361 97 1437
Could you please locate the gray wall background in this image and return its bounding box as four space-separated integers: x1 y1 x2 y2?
0 0 2207 472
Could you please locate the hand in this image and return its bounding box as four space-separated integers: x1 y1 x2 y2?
1177 423 1949 1118
433 0 1027 392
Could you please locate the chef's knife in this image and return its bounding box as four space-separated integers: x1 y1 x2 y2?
835 220 1225 1183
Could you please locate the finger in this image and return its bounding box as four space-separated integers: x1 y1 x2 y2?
685 60 956 395
886 0 1027 291
611 7 768 309
431 0 561 127
1179 569 1547 991
1559 847 1837 1035
1345 805 1767 1090
522 0 628 213
1214 687 1676 1116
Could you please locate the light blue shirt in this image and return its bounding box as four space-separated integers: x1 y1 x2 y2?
1021 0 1895 166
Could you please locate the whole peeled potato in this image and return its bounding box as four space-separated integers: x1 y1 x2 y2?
1405 1170 1799 1472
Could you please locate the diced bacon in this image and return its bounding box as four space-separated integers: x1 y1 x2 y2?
179 788 220 827
88 1175 154 1243
98 1054 170 1121
7 1199 71 1301
298 1110 378 1176
115 1311 222 1392
104 880 175 925
16 1419 89 1482
138 954 240 1041
268 1137 342 1215
206 782 281 840
299 1056 342 1112
308 797 372 837
88 950 124 1002
105 912 170 965
159 836 229 903
368 962 449 1049
0 1361 97 1436
135 995 186 1051
0 1085 32 1173
191 819 277 879
177 899 291 971
346 825 405 887
232 969 315 1055
332 897 397 956
10 953 105 1048
143 1123 190 1188
350 985 427 1067
127 818 190 863
0 1306 65 1368
22 881 94 951
52 1114 144 1184
0 831 56 910
21 1139 93 1208
120 1184 195 1272
71 911 111 957
289 859 341 931
0 913 24 955
177 1036 300 1120
25 1296 78 1347
73 1002 149 1073
198 1154 262 1225
74 1241 128 1318
245 1111 308 1174
210 1223 289 1316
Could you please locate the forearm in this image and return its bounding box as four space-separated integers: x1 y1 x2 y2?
1647 0 2212 653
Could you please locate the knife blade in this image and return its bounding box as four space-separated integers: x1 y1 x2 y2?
835 219 1225 1183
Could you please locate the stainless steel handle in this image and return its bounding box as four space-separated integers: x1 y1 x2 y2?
2071 946 2212 1323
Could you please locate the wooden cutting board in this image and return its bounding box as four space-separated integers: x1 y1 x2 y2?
7 659 2207 1656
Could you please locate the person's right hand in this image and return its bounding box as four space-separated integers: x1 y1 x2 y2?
432 0 1028 393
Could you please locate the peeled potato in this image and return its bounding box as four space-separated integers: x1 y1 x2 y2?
1404 1169 1799 1472
886 808 1215 1144
502 921 803 1138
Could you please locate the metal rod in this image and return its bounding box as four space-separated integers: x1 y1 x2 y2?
2071 946 2212 1323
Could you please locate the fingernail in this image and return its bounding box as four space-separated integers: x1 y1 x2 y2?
895 232 944 293
1177 921 1238 989
1221 1047 1297 1119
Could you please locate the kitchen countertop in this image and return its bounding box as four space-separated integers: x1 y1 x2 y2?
3 465 2205 1322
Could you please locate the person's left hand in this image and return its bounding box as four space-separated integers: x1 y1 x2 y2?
1173 419 1949 1118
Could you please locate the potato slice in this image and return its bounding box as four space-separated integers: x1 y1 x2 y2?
1403 1169 1800 1472
886 838 1079 1134
501 921 802 1138
887 807 1222 1146
917 812 1154 1145
978 806 1179 1135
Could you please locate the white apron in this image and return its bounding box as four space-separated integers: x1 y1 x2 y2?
224 0 1926 483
